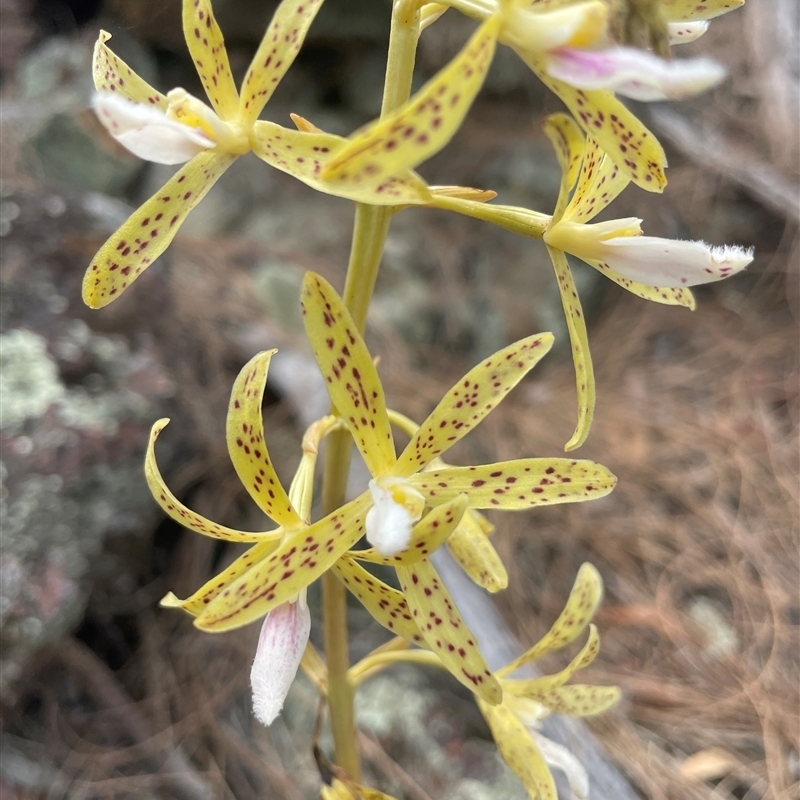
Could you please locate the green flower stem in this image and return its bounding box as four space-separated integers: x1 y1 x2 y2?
320 2 422 780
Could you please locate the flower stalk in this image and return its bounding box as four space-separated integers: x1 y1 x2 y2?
319 0 422 779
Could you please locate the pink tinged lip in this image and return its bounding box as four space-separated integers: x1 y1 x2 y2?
545 46 727 102
250 599 311 726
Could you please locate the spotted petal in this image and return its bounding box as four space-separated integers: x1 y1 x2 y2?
332 556 424 643
410 458 616 509
183 0 239 119
393 333 554 478
93 31 167 109
527 684 621 716
584 259 696 307
500 563 602 676
547 246 594 451
522 53 667 192
227 351 302 528
161 540 279 616
239 0 325 126
446 511 508 593
542 112 584 221
350 494 467 566
145 419 284 543
301 272 396 477
505 624 601 697
563 136 629 224
396 558 502 704
660 0 744 21
82 150 236 308
321 16 500 185
196 493 371 631
252 122 431 205
478 700 558 800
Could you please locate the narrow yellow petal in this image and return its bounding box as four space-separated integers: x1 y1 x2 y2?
542 113 585 221
145 419 284 542
160 540 279 616
196 493 372 631
500 563 602 676
393 333 554 477
321 16 500 184
349 494 468 566
478 700 558 800
252 121 432 205
396 558 502 704
562 136 630 223
182 0 239 120
446 511 508 593
505 624 601 696
82 151 236 308
547 246 595 451
301 272 396 477
238 0 325 126
227 351 303 528
523 52 668 192
660 0 744 21
332 556 424 644
410 458 616 510
93 31 167 109
583 257 696 308
528 684 621 716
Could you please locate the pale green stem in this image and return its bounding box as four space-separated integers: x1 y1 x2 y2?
320 1 422 781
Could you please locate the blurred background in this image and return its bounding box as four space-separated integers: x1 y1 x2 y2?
0 0 798 797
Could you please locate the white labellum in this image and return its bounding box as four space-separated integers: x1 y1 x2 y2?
93 92 215 165
365 477 425 557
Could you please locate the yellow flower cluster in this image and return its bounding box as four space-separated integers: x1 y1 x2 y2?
82 0 751 797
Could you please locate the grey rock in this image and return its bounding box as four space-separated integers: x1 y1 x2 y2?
0 188 179 700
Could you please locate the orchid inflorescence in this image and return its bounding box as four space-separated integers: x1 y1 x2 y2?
84 0 751 796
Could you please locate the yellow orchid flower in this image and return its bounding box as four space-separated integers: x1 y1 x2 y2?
478 563 621 800
84 0 431 309
297 271 615 701
428 113 752 450
181 272 615 704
